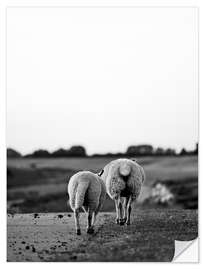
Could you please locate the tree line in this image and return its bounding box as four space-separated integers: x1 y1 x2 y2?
7 143 198 158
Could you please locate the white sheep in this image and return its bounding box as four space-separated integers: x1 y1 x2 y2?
100 158 145 225
68 171 106 235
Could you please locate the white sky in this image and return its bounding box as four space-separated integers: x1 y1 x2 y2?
7 7 198 155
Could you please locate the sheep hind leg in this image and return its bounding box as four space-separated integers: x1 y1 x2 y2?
74 208 81 235
118 199 125 226
126 197 132 225
114 199 120 224
86 209 94 234
91 212 97 228
122 197 129 224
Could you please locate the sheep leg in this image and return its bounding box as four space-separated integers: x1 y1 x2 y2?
122 197 129 224
118 199 125 225
126 196 132 225
86 209 94 234
91 204 102 228
114 199 120 224
115 197 124 225
74 208 81 235
91 212 97 227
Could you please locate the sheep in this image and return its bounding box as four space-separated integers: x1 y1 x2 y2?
68 171 106 235
100 158 145 225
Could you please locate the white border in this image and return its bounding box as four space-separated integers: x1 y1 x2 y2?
1 0 201 268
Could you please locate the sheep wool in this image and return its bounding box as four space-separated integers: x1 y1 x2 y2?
101 159 145 200
100 158 145 225
68 171 106 235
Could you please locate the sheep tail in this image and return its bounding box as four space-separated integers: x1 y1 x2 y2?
119 163 131 177
74 181 89 209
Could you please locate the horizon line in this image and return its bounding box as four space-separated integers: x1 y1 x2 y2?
7 142 198 156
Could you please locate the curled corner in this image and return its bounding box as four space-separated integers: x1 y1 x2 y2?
173 238 199 262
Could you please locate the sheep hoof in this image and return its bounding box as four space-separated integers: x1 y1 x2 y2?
125 221 131 226
119 219 125 226
87 227 94 234
76 229 81 235
115 218 119 224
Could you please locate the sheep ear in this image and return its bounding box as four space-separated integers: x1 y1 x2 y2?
98 169 104 177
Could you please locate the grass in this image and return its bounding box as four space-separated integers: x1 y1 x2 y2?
7 156 198 213
7 156 198 181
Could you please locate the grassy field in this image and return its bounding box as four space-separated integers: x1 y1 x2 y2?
7 156 198 180
7 156 198 213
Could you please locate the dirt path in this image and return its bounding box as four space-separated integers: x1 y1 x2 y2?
7 210 198 262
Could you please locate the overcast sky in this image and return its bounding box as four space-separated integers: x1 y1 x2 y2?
7 7 198 155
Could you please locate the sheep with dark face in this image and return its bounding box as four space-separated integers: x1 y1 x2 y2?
68 171 106 235
100 158 145 225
